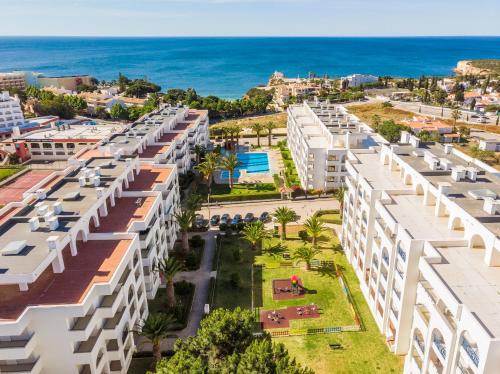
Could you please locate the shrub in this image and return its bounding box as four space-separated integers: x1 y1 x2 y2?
219 223 228 232
190 235 204 248
229 272 240 288
232 247 242 262
298 230 309 242
174 280 194 296
185 251 198 270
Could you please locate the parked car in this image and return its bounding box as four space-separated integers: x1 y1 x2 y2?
231 214 242 225
210 215 220 226
476 116 488 123
220 214 231 225
244 212 255 223
259 211 270 222
193 214 205 229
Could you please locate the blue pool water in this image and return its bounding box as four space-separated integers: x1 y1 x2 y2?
220 152 270 179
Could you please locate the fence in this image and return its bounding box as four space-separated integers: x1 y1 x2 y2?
268 325 361 338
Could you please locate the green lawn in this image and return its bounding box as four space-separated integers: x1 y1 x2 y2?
197 182 280 202
212 228 403 374
278 145 301 187
318 213 342 225
0 167 24 183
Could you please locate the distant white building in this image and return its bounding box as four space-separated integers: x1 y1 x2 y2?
340 74 379 88
0 91 24 130
287 100 384 190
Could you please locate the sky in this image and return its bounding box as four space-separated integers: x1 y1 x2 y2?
1 0 499 37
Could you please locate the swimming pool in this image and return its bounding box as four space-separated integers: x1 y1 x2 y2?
220 152 270 179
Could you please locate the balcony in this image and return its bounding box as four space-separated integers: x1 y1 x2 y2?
397 246 407 262
0 335 35 361
74 331 101 354
432 335 447 359
461 338 479 367
0 358 41 373
103 308 126 330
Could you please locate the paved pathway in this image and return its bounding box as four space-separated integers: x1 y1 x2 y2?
139 230 217 352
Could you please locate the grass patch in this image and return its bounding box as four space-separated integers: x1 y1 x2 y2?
211 112 287 129
212 226 403 374
0 167 24 183
148 281 195 331
197 183 280 202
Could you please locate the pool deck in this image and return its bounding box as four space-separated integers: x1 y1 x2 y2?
214 147 281 184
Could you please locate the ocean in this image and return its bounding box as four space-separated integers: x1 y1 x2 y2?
0 36 499 98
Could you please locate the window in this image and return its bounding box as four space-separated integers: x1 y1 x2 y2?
67 143 75 149
42 143 52 149
55 143 64 149
30 143 40 149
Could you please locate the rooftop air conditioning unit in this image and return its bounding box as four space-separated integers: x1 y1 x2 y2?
29 217 40 232
48 216 59 230
36 189 47 200
53 202 62 214
1 240 27 256
79 176 86 187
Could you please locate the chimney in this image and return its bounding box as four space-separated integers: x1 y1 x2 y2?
79 176 86 187
94 175 101 187
47 236 58 250
29 217 40 231
36 189 47 200
467 168 478 182
113 151 120 160
94 167 101 176
48 216 59 230
12 126 21 137
483 198 500 215
96 187 104 198
53 202 62 214
444 144 453 154
36 203 48 216
438 182 451 196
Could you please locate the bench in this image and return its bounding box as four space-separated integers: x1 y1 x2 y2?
329 343 343 350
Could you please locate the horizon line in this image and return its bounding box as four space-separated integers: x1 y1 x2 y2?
1 34 500 38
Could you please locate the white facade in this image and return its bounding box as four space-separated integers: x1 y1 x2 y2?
0 91 24 129
341 129 500 374
0 104 207 374
287 100 383 190
0 155 180 374
340 74 379 88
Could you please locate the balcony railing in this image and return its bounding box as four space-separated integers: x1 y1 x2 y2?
432 335 447 359
462 338 479 367
397 246 407 262
414 335 425 354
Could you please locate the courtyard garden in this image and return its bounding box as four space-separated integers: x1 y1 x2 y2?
197 181 280 202
0 166 24 183
211 216 403 373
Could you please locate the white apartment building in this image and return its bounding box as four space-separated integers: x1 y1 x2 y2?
0 152 180 374
0 91 24 130
0 72 27 90
340 74 379 88
287 100 383 190
341 131 500 374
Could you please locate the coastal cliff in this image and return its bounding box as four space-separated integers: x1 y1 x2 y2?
455 59 500 75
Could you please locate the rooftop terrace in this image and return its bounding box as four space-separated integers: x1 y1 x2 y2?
0 239 131 320
433 245 500 337
128 165 173 192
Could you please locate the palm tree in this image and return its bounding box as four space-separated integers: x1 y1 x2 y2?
292 245 321 271
154 257 183 307
234 126 243 150
136 313 175 364
195 152 220 195
242 220 269 250
334 186 347 217
174 208 195 253
250 122 265 147
264 121 277 146
193 145 205 165
303 214 326 247
273 206 296 240
451 108 461 126
220 154 240 189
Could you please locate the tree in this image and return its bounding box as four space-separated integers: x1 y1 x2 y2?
251 122 265 147
242 221 269 251
376 120 409 143
95 106 109 119
434 89 447 116
192 145 205 165
470 98 477 111
273 206 296 240
136 313 175 365
451 108 462 126
155 308 311 374
335 186 347 216
264 121 277 146
292 245 321 270
118 73 130 92
174 208 195 253
35 95 75 119
110 103 128 120
303 213 326 247
371 114 381 130
236 339 314 374
154 257 183 307
458 125 470 141
220 153 240 189
196 152 220 195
